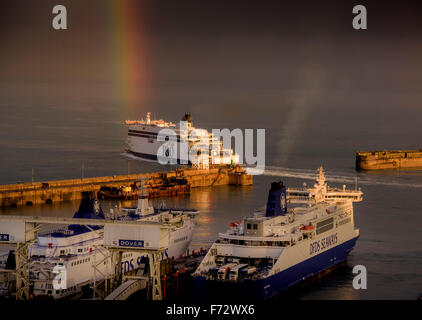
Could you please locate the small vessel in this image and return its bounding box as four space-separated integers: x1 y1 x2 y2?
30 192 197 299
97 185 141 200
356 149 422 170
125 112 239 168
193 167 363 300
97 177 191 200
145 175 191 198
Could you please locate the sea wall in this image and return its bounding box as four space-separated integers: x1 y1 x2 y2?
0 166 253 208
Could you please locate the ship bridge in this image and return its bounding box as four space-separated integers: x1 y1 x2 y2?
287 167 363 203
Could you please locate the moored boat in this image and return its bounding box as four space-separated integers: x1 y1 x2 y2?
29 192 198 299
193 167 363 300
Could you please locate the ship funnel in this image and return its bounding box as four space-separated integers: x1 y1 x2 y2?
181 113 193 126
69 192 104 234
73 192 105 220
265 181 287 217
136 196 155 216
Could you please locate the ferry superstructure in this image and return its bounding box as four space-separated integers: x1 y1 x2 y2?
287 166 363 203
193 167 363 300
125 113 239 168
30 192 197 299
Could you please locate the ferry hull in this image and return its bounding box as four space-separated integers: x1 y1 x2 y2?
125 114 240 166
194 236 359 301
126 150 192 165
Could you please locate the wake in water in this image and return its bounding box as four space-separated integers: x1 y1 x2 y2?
247 166 422 189
121 152 422 189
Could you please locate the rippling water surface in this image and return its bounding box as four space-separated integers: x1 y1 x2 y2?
1 86 422 300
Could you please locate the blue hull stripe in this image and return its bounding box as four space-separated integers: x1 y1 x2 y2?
195 236 359 300
127 150 158 161
127 150 192 165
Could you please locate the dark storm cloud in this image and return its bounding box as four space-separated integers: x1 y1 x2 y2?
0 0 112 84
0 1 421 95
144 0 422 37
0 0 421 182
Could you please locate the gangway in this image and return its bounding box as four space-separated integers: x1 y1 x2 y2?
104 279 147 300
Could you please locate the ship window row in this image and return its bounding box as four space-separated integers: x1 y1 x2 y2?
316 223 334 235
246 223 258 230
77 247 90 253
217 238 290 247
326 195 357 199
128 132 182 142
40 283 53 289
71 257 91 266
338 217 351 226
316 217 334 228
59 248 71 255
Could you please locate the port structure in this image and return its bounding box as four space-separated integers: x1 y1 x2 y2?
0 166 252 208
97 247 164 300
0 242 33 300
0 215 172 300
0 217 39 300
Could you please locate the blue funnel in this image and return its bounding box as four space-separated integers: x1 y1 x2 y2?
68 192 104 234
73 192 105 220
265 182 287 217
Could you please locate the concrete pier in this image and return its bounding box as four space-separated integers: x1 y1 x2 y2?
0 166 252 208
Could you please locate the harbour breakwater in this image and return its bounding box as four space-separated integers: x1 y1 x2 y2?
0 166 253 208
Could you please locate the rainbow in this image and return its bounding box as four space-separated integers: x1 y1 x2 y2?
107 0 150 119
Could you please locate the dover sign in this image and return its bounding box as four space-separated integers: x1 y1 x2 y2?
118 239 144 248
104 224 169 250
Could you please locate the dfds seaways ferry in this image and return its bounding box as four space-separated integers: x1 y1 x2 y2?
193 167 363 300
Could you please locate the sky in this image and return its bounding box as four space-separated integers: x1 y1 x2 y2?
0 0 421 151
1 0 421 93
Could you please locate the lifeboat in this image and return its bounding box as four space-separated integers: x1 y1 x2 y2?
300 225 315 231
229 221 240 227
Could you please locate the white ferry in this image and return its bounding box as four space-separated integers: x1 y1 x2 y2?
193 167 363 300
125 112 239 168
30 192 197 299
